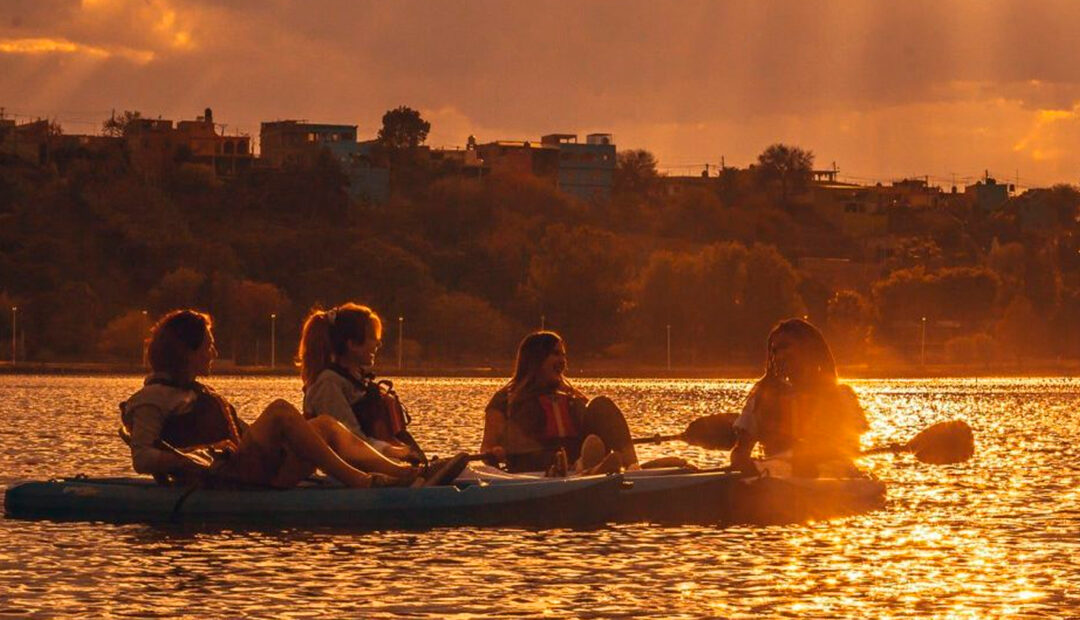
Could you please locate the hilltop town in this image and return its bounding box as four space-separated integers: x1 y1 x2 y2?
1 106 1077 374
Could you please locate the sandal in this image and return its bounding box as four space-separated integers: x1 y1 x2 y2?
421 452 470 487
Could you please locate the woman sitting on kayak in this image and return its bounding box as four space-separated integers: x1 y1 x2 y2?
298 303 430 466
730 318 868 477
121 309 421 488
481 331 635 475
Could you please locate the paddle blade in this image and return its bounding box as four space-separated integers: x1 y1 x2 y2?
682 413 738 450
904 420 974 464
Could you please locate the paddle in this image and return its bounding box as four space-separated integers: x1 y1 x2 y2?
632 412 740 450
631 414 975 465
861 419 974 464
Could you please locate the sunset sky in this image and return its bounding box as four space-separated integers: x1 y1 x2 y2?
3 0 1080 188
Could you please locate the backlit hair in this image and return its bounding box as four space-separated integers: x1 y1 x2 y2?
764 317 837 387
298 303 382 388
504 330 583 405
145 309 212 379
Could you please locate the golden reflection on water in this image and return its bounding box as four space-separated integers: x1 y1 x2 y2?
0 375 1078 617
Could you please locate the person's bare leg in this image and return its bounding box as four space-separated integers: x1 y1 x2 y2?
244 400 372 488
307 415 416 478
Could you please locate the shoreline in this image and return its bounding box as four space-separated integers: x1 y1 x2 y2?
1 360 1075 379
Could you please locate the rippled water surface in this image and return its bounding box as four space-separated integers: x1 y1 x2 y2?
1 375 1077 618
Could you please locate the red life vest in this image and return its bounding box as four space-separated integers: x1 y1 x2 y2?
537 393 580 441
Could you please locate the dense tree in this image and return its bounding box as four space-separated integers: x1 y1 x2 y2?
614 149 660 197
377 106 431 149
524 225 635 355
101 110 142 137
756 143 813 206
826 290 872 364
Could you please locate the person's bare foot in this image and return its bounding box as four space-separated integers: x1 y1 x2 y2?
576 434 607 472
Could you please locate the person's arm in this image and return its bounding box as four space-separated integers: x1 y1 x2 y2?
730 390 761 474
480 406 508 463
127 404 209 476
836 384 869 455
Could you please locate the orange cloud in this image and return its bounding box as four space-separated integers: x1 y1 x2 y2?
0 37 154 63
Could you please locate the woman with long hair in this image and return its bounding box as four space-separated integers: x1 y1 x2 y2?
298 303 427 465
120 309 422 488
480 331 636 475
729 318 868 475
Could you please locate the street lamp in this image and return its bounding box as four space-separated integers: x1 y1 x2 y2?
666 324 671 371
10 306 15 366
920 316 927 367
270 313 277 368
397 316 404 370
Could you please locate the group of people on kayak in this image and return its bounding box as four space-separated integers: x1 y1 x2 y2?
121 303 868 489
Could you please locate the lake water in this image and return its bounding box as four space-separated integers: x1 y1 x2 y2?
1 375 1077 618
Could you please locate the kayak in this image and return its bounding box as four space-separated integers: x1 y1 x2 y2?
458 464 886 525
3 474 624 528
3 466 885 528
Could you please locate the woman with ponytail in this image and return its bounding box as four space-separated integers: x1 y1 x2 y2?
729 318 868 476
299 303 428 466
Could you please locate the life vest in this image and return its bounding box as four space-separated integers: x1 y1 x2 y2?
121 379 243 451
329 365 410 441
753 380 800 456
754 381 861 459
537 393 580 441
504 391 584 452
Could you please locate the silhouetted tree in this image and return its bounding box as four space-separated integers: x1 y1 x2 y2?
756 143 813 205
101 110 142 137
614 149 660 196
377 106 431 149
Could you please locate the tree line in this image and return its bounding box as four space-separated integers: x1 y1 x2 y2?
0 108 1077 370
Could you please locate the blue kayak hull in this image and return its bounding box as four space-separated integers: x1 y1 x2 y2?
460 467 886 525
619 470 886 524
3 475 624 528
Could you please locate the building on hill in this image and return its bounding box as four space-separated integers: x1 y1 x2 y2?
474 139 560 183
810 177 950 238
660 166 717 197
810 181 889 237
429 145 484 178
0 119 53 165
965 175 1012 213
0 117 124 170
540 133 616 202
260 121 388 203
259 121 358 168
124 108 252 179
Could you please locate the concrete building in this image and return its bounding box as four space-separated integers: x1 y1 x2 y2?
0 119 52 165
540 133 616 202
260 121 389 203
125 108 252 179
474 139 559 182
810 181 890 237
259 121 358 169
965 176 1012 213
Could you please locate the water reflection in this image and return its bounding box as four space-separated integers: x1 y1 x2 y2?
1 376 1077 617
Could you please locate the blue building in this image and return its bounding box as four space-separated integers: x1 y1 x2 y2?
260 121 388 203
541 133 616 203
